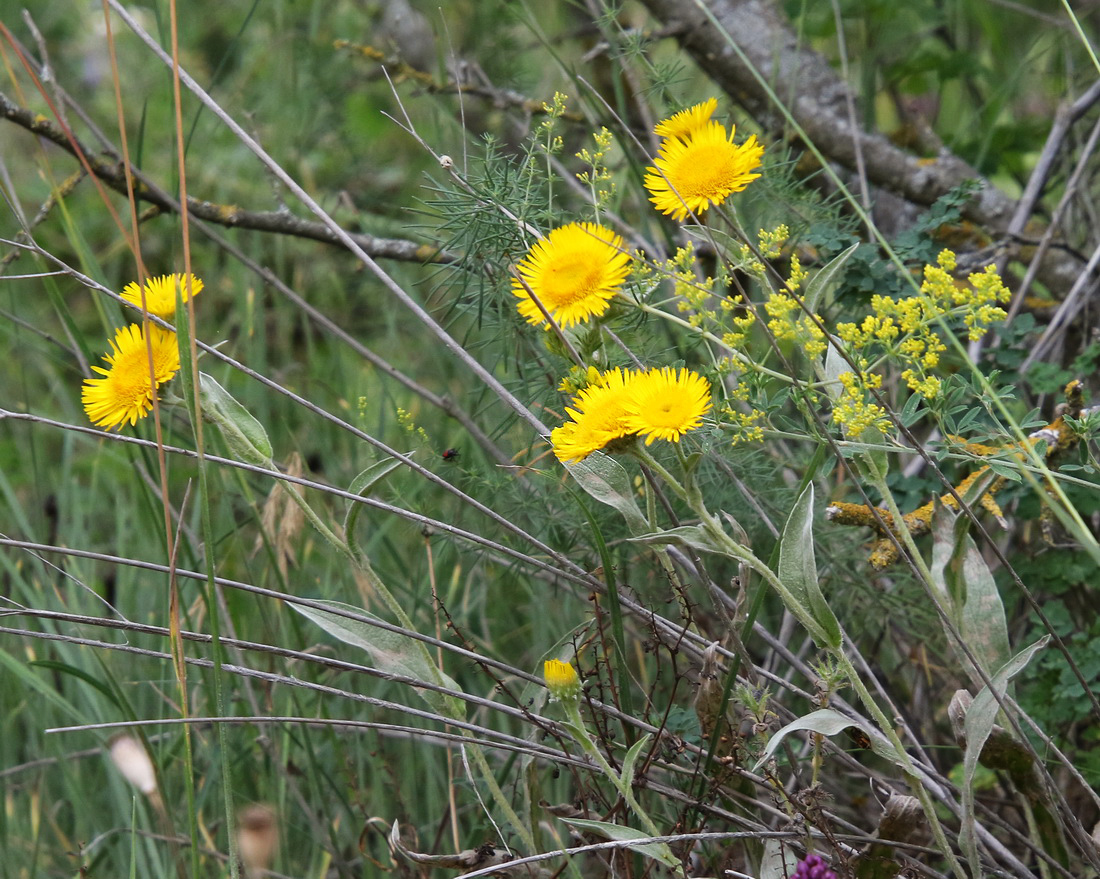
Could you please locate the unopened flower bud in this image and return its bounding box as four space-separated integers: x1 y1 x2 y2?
543 659 581 703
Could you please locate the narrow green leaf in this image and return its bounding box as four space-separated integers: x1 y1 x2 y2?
557 817 680 870
28 660 120 708
565 452 649 535
619 734 651 791
630 524 725 555
959 637 1050 870
344 456 408 562
198 372 273 466
755 708 902 769
804 242 860 313
347 456 406 501
929 499 1011 686
823 339 848 400
777 483 842 648
291 599 464 720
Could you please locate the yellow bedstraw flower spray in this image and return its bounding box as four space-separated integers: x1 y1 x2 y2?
645 120 763 222
81 324 181 430
120 273 203 318
834 250 1009 404
512 222 631 328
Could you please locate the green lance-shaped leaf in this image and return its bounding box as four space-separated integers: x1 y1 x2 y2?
557 817 680 871
759 838 794 879
619 734 652 792
198 372 273 466
958 637 1050 872
803 242 860 313
344 456 407 565
631 524 727 556
929 495 1011 688
777 483 842 648
292 599 464 721
823 338 848 402
565 451 649 536
755 708 904 770
680 224 743 263
631 512 748 557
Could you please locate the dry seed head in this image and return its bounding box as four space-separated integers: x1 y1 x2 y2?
108 734 157 795
238 804 279 877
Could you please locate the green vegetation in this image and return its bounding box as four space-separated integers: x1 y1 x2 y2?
1 2 1099 878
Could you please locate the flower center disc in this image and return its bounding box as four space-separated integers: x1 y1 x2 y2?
545 254 603 304
671 143 731 197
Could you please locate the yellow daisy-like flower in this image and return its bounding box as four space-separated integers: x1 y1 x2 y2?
512 223 631 328
81 324 181 430
551 368 636 464
623 366 712 444
120 273 203 319
654 97 718 141
645 122 764 222
543 659 581 703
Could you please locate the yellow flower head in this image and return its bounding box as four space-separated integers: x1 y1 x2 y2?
512 223 631 328
120 273 203 319
654 97 718 141
543 659 581 703
645 122 763 222
551 368 635 463
82 324 181 430
623 367 712 444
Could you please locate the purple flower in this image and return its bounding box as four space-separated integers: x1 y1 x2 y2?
789 853 838 879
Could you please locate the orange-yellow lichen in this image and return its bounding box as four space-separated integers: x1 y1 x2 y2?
829 380 1085 568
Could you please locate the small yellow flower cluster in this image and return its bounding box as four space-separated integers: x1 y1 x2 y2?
921 250 1010 339
721 399 766 444
536 91 569 155
667 243 720 328
644 99 764 222
835 250 1010 402
758 224 790 259
764 283 826 358
658 241 759 354
719 295 757 351
552 366 712 463
831 371 891 437
900 369 941 399
575 127 616 208
395 407 430 443
541 91 568 118
82 274 201 431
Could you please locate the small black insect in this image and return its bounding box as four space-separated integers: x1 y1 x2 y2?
441 448 459 461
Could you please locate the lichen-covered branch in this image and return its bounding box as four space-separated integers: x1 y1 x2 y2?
635 0 1090 296
0 89 457 265
827 380 1088 568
